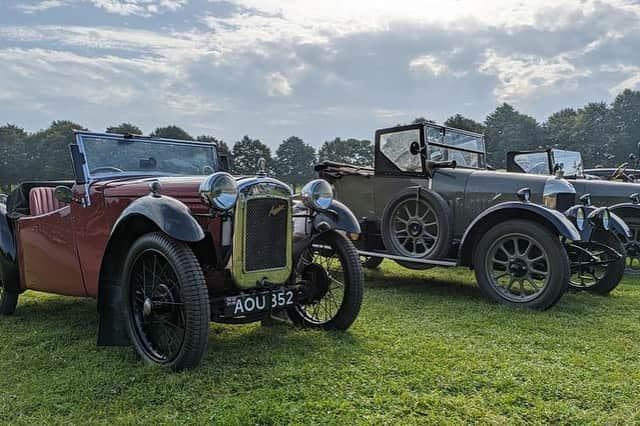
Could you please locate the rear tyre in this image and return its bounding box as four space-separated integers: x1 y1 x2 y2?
569 230 625 295
360 256 383 269
381 189 451 270
288 231 363 330
122 232 210 371
0 271 18 316
474 220 569 310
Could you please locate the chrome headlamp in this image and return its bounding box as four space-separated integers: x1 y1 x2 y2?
543 177 576 210
588 207 611 231
301 179 333 211
575 207 586 231
199 172 238 211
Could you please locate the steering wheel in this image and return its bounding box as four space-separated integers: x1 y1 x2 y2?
91 166 125 174
610 162 629 180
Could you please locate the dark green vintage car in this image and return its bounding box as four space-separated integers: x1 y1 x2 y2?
506 148 640 273
317 122 630 310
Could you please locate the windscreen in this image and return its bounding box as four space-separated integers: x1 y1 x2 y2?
552 149 583 176
80 135 218 178
426 126 486 168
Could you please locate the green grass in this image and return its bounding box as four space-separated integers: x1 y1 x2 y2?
2 262 640 425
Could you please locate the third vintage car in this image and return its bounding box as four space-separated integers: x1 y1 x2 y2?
316 122 630 310
506 147 640 273
0 131 364 371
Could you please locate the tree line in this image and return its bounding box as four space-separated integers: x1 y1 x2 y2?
1 88 639 192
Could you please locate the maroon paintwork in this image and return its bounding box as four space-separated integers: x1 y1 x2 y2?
16 176 219 297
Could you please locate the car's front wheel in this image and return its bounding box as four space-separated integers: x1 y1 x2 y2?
569 230 625 295
122 232 210 371
0 271 18 316
288 231 363 330
474 219 569 310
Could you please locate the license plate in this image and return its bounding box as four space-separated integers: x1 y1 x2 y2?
224 289 295 317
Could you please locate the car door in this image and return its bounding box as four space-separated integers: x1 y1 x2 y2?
373 125 427 218
17 185 85 296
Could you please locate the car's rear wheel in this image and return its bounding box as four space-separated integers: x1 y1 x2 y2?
381 189 451 270
569 230 625 295
288 231 363 330
0 271 18 316
122 232 210 371
474 220 569 310
360 255 383 269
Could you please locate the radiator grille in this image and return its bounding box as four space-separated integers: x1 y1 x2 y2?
244 197 289 271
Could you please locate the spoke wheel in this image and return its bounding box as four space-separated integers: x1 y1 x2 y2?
288 231 363 330
485 233 551 303
123 232 210 371
622 220 640 275
130 249 186 363
474 219 569 310
568 229 625 295
389 198 439 257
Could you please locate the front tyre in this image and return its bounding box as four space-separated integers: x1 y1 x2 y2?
474 220 569 310
288 231 363 330
0 271 18 316
122 232 210 371
569 230 625 295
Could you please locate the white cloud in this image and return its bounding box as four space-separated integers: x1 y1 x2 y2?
479 49 592 102
265 72 292 96
16 0 68 13
16 0 187 16
409 55 448 77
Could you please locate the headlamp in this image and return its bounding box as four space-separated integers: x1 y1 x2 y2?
199 172 238 211
301 179 333 211
575 207 585 231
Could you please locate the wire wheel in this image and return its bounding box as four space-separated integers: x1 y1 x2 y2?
388 197 439 258
624 223 640 274
485 233 551 303
129 249 186 364
295 245 346 325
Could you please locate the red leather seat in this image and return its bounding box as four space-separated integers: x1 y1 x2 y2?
29 187 67 216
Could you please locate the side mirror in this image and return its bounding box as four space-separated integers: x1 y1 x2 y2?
54 186 74 204
69 144 88 185
409 141 421 155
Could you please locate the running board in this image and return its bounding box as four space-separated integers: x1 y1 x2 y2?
358 250 459 267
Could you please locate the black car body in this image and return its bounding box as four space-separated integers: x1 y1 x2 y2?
506 148 640 273
317 122 629 309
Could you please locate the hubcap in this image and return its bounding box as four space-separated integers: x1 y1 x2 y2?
390 198 439 257
486 234 550 302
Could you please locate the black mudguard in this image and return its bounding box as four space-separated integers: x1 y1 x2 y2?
111 194 205 242
0 203 20 293
458 201 581 265
609 203 640 221
312 200 361 234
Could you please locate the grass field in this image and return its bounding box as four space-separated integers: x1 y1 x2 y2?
2 262 640 425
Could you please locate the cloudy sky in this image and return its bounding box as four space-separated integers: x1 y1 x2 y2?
1 0 639 148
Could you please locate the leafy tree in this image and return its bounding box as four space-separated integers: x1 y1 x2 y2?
0 124 27 192
318 138 373 167
610 89 640 162
444 114 486 134
411 117 436 125
543 108 579 149
106 123 143 135
274 136 316 186
232 136 272 175
150 125 194 140
197 135 230 155
572 102 615 166
26 120 87 180
484 103 543 168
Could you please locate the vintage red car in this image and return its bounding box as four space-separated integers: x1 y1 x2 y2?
0 132 364 371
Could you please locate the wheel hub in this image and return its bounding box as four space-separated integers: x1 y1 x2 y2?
508 259 528 278
408 221 423 237
302 263 329 302
143 298 153 316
